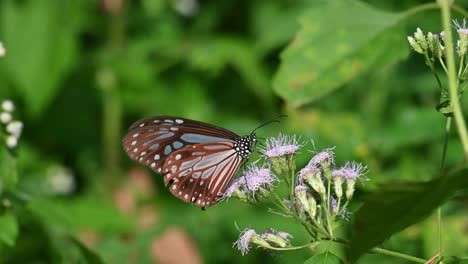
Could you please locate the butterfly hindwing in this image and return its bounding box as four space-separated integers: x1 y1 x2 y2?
162 142 243 207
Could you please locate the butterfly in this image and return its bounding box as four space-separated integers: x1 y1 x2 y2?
122 116 257 207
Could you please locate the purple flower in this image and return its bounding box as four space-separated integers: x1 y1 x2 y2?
277 231 293 241
234 228 257 255
454 18 468 34
263 134 302 158
223 177 246 198
294 184 308 194
331 168 345 179
330 197 338 213
297 165 321 184
440 31 446 39
340 161 367 181
244 165 278 195
308 147 335 167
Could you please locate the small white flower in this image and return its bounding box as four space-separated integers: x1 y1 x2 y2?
5 135 17 149
0 112 12 124
1 100 14 112
0 42 5 57
6 121 23 138
47 166 76 194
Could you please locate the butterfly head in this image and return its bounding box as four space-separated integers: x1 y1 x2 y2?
235 133 256 159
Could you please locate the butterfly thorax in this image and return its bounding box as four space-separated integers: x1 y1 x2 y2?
234 134 256 159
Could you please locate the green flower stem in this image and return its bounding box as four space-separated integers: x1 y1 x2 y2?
440 0 468 159
403 3 468 19
458 55 465 78
441 117 452 171
102 4 125 182
370 247 427 263
261 241 321 251
439 57 449 73
436 117 451 256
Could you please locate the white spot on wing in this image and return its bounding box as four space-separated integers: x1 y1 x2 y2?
151 162 156 167
154 154 160 160
175 154 182 160
133 133 139 138
175 119 184 124
131 140 137 146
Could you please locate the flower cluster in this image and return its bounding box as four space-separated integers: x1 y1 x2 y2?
407 28 444 61
263 134 303 174
234 228 292 255
295 150 366 233
407 19 468 114
223 164 278 202
1 100 23 150
229 134 368 255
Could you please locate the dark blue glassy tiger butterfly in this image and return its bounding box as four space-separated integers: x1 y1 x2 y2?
122 116 257 207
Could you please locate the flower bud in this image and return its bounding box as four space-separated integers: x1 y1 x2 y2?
0 112 12 124
307 195 317 218
261 230 291 248
408 36 424 54
458 29 468 56
294 185 309 212
432 34 443 58
251 235 271 248
6 135 17 149
306 173 325 194
414 27 428 50
346 179 356 200
333 177 343 199
6 121 23 138
1 100 14 112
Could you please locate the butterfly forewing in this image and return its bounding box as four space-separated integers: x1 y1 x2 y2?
162 142 243 207
122 116 240 174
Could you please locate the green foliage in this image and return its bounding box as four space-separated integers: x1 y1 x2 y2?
0 211 18 247
349 167 468 262
305 251 343 264
0 0 83 117
273 0 409 107
0 0 466 263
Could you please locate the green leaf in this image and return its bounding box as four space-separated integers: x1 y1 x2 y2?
0 0 82 117
70 236 105 264
0 211 18 246
349 166 468 262
304 251 344 264
273 0 409 107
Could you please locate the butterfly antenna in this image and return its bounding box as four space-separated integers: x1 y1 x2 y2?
251 115 287 134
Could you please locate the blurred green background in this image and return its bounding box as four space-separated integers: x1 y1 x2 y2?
0 0 467 263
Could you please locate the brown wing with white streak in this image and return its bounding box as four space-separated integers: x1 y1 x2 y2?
162 141 243 207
